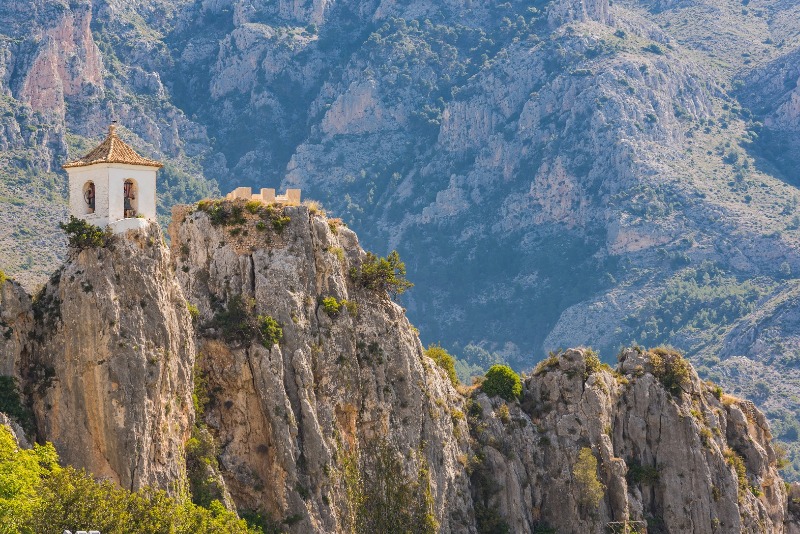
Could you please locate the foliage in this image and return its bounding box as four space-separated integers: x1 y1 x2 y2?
197 200 245 227
192 360 210 418
533 354 560 376
341 440 437 534
626 462 660 484
724 447 748 498
628 262 771 348
573 448 604 509
350 251 413 299
0 426 255 533
425 344 458 387
481 365 522 401
0 376 35 436
321 296 342 315
258 315 283 347
0 269 6 286
209 295 258 344
185 426 227 509
186 302 200 322
648 346 691 396
583 349 611 380
59 216 109 250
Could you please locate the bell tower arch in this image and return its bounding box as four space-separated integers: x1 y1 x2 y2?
63 123 162 233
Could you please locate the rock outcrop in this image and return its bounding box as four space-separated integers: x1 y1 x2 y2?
27 222 194 492
170 201 473 531
0 276 33 378
470 347 789 533
3 201 800 532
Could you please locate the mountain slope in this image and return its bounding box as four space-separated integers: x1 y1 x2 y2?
2 0 800 475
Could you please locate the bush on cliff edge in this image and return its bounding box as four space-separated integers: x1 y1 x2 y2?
481 365 522 401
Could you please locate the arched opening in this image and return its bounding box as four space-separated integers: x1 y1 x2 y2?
123 179 138 218
83 181 95 214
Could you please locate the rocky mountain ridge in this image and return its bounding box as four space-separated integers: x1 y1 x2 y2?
4 0 800 484
0 201 799 532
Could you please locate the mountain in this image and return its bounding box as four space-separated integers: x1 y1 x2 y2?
2 0 800 476
1 202 799 532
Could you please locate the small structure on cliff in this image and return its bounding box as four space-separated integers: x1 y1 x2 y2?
62 122 163 234
226 186 301 204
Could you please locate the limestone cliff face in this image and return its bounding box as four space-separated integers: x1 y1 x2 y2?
471 348 789 533
170 202 473 531
0 277 33 378
28 222 194 492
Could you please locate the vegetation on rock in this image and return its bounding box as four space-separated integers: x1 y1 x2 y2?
341 440 437 534
59 216 109 250
350 251 413 299
425 344 458 387
0 426 255 533
0 376 35 436
648 347 692 396
573 448 604 510
481 365 522 401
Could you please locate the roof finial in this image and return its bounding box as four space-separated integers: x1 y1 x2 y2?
109 121 118 136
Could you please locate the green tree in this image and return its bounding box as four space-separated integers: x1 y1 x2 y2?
573 448 604 509
649 346 691 396
59 216 109 249
351 251 413 299
425 344 458 387
342 440 437 534
481 365 522 401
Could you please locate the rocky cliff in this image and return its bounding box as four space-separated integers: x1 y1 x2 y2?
169 201 473 531
471 347 789 533
25 222 195 492
2 203 800 531
3 1 800 475
0 276 32 378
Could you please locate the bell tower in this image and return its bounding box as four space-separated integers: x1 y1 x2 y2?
63 123 163 233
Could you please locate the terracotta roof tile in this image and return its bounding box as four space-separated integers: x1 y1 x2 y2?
62 124 163 169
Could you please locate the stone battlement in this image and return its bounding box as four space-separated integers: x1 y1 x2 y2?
225 187 301 204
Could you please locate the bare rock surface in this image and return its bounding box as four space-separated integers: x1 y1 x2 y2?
27 222 194 492
170 201 473 531
470 348 790 533
0 277 33 378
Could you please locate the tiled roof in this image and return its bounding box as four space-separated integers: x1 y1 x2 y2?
62 124 163 169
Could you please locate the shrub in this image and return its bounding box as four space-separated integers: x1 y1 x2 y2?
198 200 246 227
649 346 691 396
59 216 109 249
724 447 748 497
0 425 256 533
209 295 258 344
321 297 342 315
425 344 458 387
573 448 604 509
0 375 35 435
627 462 660 484
0 269 6 286
186 303 200 322
481 365 522 401
533 354 560 376
341 440 437 534
258 315 283 347
643 43 664 54
272 215 291 233
350 251 413 299
343 300 358 316
244 200 262 214
185 426 227 509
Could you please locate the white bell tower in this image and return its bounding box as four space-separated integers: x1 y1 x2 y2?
63 123 162 234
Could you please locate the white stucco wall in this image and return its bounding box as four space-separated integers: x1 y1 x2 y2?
67 166 110 227
66 164 157 229
108 166 157 222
